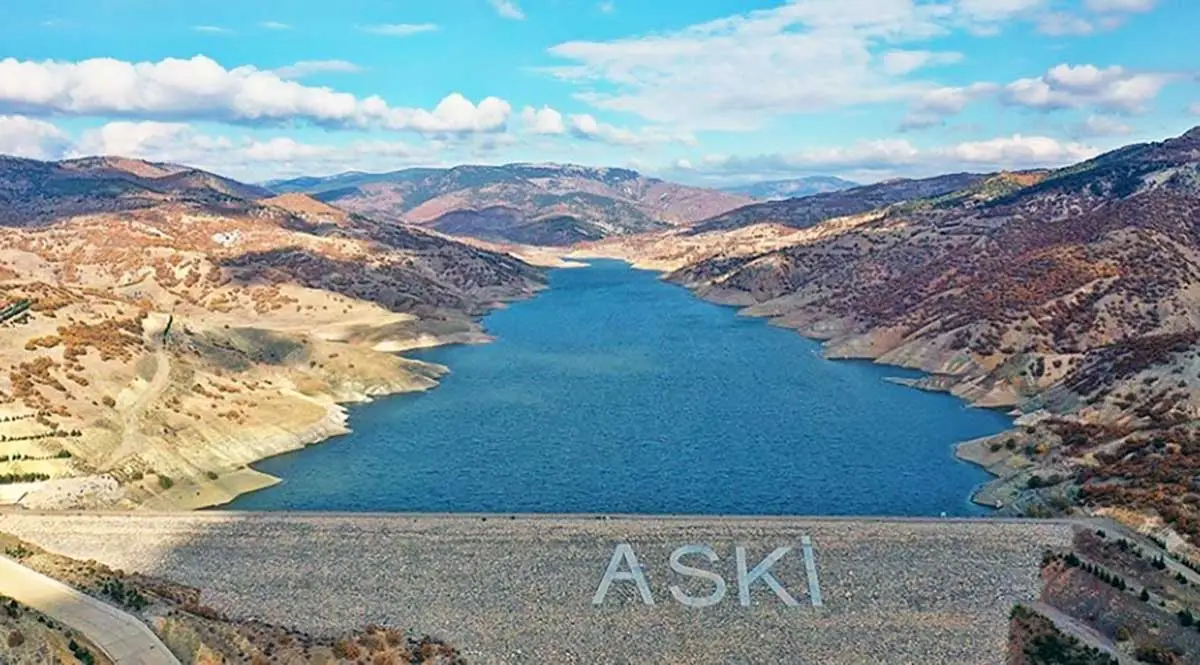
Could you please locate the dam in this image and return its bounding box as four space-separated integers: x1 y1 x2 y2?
0 512 1077 664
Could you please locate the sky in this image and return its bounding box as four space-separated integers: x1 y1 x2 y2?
0 0 1196 185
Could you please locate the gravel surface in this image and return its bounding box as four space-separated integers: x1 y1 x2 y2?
0 513 1075 664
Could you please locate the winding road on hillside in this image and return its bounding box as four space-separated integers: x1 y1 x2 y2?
0 555 180 665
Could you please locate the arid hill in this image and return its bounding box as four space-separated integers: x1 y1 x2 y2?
0 156 272 227
688 171 991 235
0 158 542 509
269 163 752 246
592 127 1200 550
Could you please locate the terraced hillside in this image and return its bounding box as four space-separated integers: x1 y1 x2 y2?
269 163 752 246
0 160 542 510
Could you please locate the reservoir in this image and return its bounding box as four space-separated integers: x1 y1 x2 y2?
230 260 1011 515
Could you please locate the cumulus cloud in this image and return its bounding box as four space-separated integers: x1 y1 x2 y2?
488 0 525 20
360 23 439 36
273 60 362 79
520 106 566 134
1003 64 1172 114
67 120 444 180
674 134 1100 183
0 115 70 159
0 56 510 134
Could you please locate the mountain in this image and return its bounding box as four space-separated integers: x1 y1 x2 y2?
0 155 541 509
591 127 1200 547
268 163 752 246
688 172 989 235
721 175 859 200
0 155 272 226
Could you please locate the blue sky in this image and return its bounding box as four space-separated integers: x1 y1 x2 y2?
0 0 1196 184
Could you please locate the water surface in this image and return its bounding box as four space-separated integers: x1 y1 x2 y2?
231 260 1010 515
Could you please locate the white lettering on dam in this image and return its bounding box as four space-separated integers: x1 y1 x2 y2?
592 540 823 608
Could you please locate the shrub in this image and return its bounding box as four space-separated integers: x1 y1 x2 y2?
6 630 23 648
157 475 174 490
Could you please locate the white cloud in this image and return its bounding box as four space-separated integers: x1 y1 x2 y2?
1084 0 1156 12
1035 12 1095 36
273 60 362 79
75 121 207 158
912 82 998 115
1003 64 1172 114
880 50 962 76
0 115 70 159
677 134 1100 182
360 23 439 36
567 113 695 147
488 0 525 20
193 25 234 35
259 21 291 30
520 106 566 134
544 0 952 131
1188 102 1200 116
900 82 997 129
598 1 615 14
1077 114 1133 137
0 56 510 134
69 120 444 180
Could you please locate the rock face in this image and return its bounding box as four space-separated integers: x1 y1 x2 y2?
0 160 543 508
268 163 753 246
601 127 1200 546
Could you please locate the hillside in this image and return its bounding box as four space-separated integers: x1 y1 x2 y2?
0 157 542 509
721 175 859 200
688 172 989 235
268 163 752 246
589 127 1200 549
0 156 272 227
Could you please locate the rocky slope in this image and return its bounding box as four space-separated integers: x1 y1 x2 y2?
268 163 752 246
591 127 1200 548
721 175 859 201
0 157 542 509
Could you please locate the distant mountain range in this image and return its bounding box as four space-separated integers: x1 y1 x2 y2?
720 175 859 200
267 163 752 246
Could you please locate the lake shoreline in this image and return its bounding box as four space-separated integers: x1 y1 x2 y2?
575 255 1020 515
224 258 1006 516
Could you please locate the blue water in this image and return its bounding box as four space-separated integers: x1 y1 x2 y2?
230 260 1010 516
